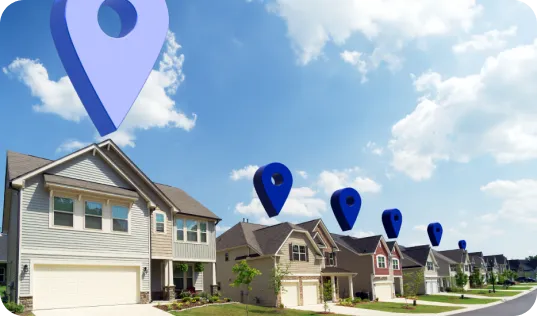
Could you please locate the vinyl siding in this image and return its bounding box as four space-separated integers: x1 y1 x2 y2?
277 232 322 274
151 210 173 258
173 218 216 261
6 189 19 301
337 245 374 295
313 226 334 253
374 242 390 275
194 271 203 291
424 252 438 277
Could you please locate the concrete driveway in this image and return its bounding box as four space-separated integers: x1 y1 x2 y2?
33 304 169 316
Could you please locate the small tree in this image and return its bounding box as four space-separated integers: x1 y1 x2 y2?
470 268 484 288
455 264 469 290
403 269 424 306
270 263 291 309
322 280 332 312
230 260 262 315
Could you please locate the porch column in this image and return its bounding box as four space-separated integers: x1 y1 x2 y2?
212 262 217 285
348 276 354 299
210 262 218 295
168 260 174 286
331 276 336 302
164 261 169 287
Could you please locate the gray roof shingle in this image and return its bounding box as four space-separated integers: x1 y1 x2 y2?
7 151 52 180
331 234 382 254
400 245 432 266
438 249 467 264
484 255 508 265
44 174 139 198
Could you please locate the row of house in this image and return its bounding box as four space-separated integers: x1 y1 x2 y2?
215 218 513 308
509 259 537 279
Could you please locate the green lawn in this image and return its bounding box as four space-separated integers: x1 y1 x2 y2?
417 295 499 305
463 290 522 297
486 285 532 290
171 304 346 316
354 302 464 314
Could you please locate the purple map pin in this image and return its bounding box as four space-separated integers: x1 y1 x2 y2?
50 0 169 136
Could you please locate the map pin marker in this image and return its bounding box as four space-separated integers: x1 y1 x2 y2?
331 188 362 231
382 208 403 239
427 222 443 247
50 0 169 136
253 163 293 218
458 240 467 250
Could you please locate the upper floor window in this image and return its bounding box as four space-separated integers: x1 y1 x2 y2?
175 217 209 244
225 253 229 261
464 265 469 272
155 213 165 233
292 245 307 261
112 205 129 233
427 261 434 271
329 252 335 266
53 196 74 227
450 265 457 272
377 255 386 268
392 258 400 270
84 201 103 230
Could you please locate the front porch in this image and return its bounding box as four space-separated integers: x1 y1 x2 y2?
321 267 357 301
151 259 217 301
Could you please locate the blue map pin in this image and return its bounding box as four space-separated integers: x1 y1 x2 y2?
331 188 362 231
253 163 293 218
427 222 443 247
50 0 169 136
458 240 467 250
382 209 402 239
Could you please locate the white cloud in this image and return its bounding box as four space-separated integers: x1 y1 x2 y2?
365 141 384 156
235 187 327 218
56 139 89 154
459 221 468 228
480 179 537 224
4 31 196 148
341 48 403 83
350 230 375 238
258 216 280 225
265 0 481 65
452 26 517 53
230 165 259 181
389 40 537 180
413 225 427 231
317 167 382 195
297 170 308 179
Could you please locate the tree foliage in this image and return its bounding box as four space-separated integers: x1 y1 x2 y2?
230 260 262 315
270 263 291 296
455 264 469 289
403 269 424 305
469 268 484 288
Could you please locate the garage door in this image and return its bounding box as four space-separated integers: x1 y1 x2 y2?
302 282 318 305
374 282 393 301
281 282 299 307
426 280 439 294
33 264 140 310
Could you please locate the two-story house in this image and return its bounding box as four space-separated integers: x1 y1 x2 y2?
438 249 471 290
469 252 488 285
333 234 402 301
215 219 355 308
484 255 508 275
432 250 457 291
2 140 220 311
387 241 404 295
400 245 440 295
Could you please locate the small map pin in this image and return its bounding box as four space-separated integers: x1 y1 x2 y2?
458 240 467 250
50 0 169 136
427 222 443 247
253 163 293 218
382 208 403 239
331 188 362 231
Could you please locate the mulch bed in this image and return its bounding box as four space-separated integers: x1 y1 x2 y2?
154 300 236 312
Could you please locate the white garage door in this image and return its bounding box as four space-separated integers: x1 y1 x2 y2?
281 282 299 307
33 264 140 310
302 282 318 305
374 282 393 301
426 280 439 294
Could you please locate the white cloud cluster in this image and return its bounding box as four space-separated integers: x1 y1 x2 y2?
3 31 196 149
365 141 384 156
389 40 537 180
265 0 482 65
230 165 259 181
480 179 537 225
341 49 403 83
317 168 382 196
452 26 517 53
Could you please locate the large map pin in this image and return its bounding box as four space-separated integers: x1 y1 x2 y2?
458 240 467 250
382 208 402 239
50 0 169 136
253 163 293 218
331 188 362 231
427 222 443 247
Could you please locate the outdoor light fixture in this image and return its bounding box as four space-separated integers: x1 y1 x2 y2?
23 265 28 273
143 267 148 273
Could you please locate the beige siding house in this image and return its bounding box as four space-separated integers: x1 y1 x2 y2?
400 245 441 295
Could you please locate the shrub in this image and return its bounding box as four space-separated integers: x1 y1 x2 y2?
352 297 362 304
445 287 452 292
192 297 200 303
177 263 189 272
179 290 192 298
375 297 379 302
194 262 205 272
199 291 209 299
209 296 218 303
363 298 370 303
3 301 24 314
173 302 183 310
224 298 232 302
182 297 192 303
279 303 284 309
167 304 174 311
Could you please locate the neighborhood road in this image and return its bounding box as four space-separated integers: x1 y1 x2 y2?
455 290 536 316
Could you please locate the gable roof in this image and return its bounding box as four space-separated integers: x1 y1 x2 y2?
6 140 220 220
298 218 338 250
400 245 433 266
469 252 485 268
484 255 508 265
216 221 323 256
438 249 468 264
386 241 404 259
433 249 457 264
332 234 386 255
401 254 423 268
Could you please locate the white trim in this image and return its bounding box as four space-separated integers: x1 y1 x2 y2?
21 248 148 259
154 210 167 234
173 258 216 263
274 229 323 256
316 220 339 250
45 183 138 203
17 188 23 304
392 258 400 270
110 203 131 234
174 215 209 245
287 273 321 277
376 255 387 269
152 256 173 260
281 280 300 283
301 279 320 283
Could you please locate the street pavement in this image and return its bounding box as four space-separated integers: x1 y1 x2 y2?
455 289 536 316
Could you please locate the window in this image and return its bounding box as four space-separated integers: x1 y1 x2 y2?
450 265 457 272
392 258 400 270
53 196 74 227
292 245 307 261
464 265 469 272
112 205 129 232
176 219 184 241
427 261 434 271
174 265 185 291
187 220 198 242
225 253 229 261
329 253 335 266
156 213 165 233
187 265 194 289
200 222 207 243
377 255 386 268
0 267 5 283
84 201 103 230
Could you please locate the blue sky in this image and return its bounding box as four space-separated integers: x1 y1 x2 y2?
1 0 537 259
